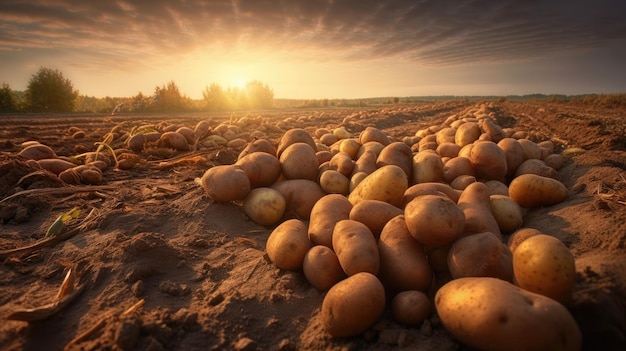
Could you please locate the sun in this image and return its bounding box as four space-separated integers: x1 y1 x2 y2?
232 79 246 89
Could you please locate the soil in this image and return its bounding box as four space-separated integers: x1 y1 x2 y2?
0 100 625 351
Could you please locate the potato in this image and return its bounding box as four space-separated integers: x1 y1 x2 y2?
329 152 354 177
157 131 189 151
352 149 378 175
319 133 339 146
236 152 281 188
454 122 481 147
508 174 568 208
481 118 505 142
518 138 542 160
378 215 432 292
484 180 509 196
442 157 475 183
303 245 345 291
339 138 361 159
513 234 576 304
349 199 403 238
514 159 558 179
321 272 385 337
436 142 461 158
36 158 77 175
450 175 476 190
319 170 350 195
435 277 582 351
507 227 541 253
448 232 513 281
376 141 413 179
359 126 390 145
357 141 385 158
277 128 317 157
469 140 508 181
497 138 524 178
316 150 333 165
18 143 57 160
333 126 352 140
543 153 564 170
457 143 473 158
238 138 277 159
489 194 524 233
348 165 408 207
349 171 368 193
404 195 465 247
332 219 380 276
200 165 251 202
457 182 502 239
280 142 319 181
391 290 431 326
242 187 286 226
308 194 353 248
412 150 444 184
266 219 311 271
272 179 325 220
403 182 462 205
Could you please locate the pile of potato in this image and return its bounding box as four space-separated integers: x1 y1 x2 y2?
201 103 581 350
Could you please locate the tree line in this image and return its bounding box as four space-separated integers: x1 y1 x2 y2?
0 67 275 114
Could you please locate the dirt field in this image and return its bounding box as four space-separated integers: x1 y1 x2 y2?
1 100 625 351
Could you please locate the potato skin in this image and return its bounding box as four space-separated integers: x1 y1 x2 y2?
448 232 513 282
200 165 251 202
391 290 431 326
349 200 403 238
303 245 345 291
508 174 568 208
435 277 582 351
378 215 432 292
470 140 508 181
277 128 317 157
308 194 353 248
321 272 386 337
489 194 524 233
266 219 311 271
348 165 408 207
376 141 413 179
404 195 465 247
332 220 380 276
242 187 286 226
412 151 444 184
457 182 502 239
513 234 576 304
236 152 281 188
280 142 319 181
272 179 326 220
319 170 350 195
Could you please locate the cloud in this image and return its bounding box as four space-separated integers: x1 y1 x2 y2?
0 0 625 68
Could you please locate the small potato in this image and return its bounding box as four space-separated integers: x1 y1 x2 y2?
357 141 385 158
321 272 386 337
238 138 277 159
391 290 431 326
436 142 461 158
316 150 333 165
352 149 378 175
280 142 319 181
339 138 361 159
513 234 576 304
436 127 457 145
448 232 513 282
404 195 465 247
514 159 558 179
332 219 380 276
378 215 432 292
266 219 311 271
272 179 326 220
457 182 502 239
157 131 189 151
543 153 564 170
507 228 541 253
333 126 352 140
319 170 350 195
450 175 476 190
329 152 354 177
359 126 390 145
36 158 77 175
443 157 474 184
18 143 56 160
200 165 251 202
277 128 317 157
412 150 444 184
303 245 345 291
469 140 508 181
481 118 505 142
376 142 413 179
348 165 408 207
457 143 473 158
508 174 568 208
497 138 524 178
349 199 403 238
489 195 524 233
518 139 542 160
243 187 286 226
435 277 582 351
236 152 281 187
319 133 339 146
308 194 353 248
454 122 481 147
484 180 509 196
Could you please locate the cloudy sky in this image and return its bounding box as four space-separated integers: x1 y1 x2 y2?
1 0 625 99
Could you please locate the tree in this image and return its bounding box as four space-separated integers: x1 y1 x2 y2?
203 83 229 110
245 80 274 109
0 83 16 112
26 67 78 112
154 81 189 112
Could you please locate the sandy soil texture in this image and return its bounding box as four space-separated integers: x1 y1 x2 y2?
1 100 625 351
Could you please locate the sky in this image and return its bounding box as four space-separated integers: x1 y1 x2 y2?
1 0 626 100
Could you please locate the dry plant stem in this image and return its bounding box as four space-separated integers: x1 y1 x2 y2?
6 282 87 322
0 185 118 203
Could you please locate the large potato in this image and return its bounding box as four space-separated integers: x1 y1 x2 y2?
377 141 413 179
272 179 326 220
497 138 524 178
448 232 513 282
513 234 576 304
489 194 524 233
412 150 444 184
457 182 502 239
200 165 251 202
308 194 353 248
303 245 345 291
469 140 508 181
266 219 311 271
508 174 568 208
332 219 380 276
242 187 286 226
435 277 581 351
378 215 432 293
455 122 481 147
348 165 408 207
349 199 403 238
280 142 319 181
236 152 281 187
404 195 465 247
321 272 385 337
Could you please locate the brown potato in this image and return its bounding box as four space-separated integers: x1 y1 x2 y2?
359 126 390 145
514 159 558 179
18 143 57 160
450 175 476 190
319 170 350 195
403 182 462 205
436 277 582 351
518 139 542 160
391 290 431 326
483 180 509 196
279 142 319 181
489 195 524 233
321 272 385 337
436 142 461 158
457 182 502 239
277 128 317 157
404 195 465 247
352 149 378 175
36 158 77 175
497 138 524 178
242 187 286 226
332 219 380 276
308 194 353 248
469 140 508 181
436 127 457 145
348 165 408 207
339 138 361 160
412 150 444 184
266 219 311 271
200 165 251 202
455 122 481 147
329 152 354 177
448 232 513 281
378 215 432 292
508 174 568 208
349 199 403 238
543 153 564 170
238 138 277 159
236 152 281 187
507 228 541 253
157 131 189 151
272 179 326 220
303 245 345 291
376 142 413 179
